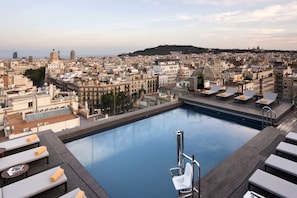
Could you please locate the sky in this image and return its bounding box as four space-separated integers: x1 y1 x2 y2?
0 0 297 58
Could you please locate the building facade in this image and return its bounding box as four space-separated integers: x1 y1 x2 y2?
70 50 76 60
47 74 158 115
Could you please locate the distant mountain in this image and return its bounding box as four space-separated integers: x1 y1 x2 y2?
121 45 209 56
119 45 295 56
128 45 210 56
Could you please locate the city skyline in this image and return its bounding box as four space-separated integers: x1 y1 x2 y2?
1 0 297 58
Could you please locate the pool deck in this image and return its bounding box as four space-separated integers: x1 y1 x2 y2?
1 92 296 197
179 93 293 124
0 130 109 198
181 93 296 198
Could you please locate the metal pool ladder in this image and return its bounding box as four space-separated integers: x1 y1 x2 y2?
262 106 276 129
169 130 201 198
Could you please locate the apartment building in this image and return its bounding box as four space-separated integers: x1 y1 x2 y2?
0 84 79 139
153 58 180 85
47 72 158 115
273 61 286 99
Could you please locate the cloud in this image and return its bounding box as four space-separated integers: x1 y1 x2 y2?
143 0 160 6
176 15 194 21
202 1 297 23
181 0 293 6
159 0 297 33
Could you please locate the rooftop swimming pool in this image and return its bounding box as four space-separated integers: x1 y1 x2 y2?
66 106 259 198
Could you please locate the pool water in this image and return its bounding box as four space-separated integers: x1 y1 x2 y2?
66 107 259 198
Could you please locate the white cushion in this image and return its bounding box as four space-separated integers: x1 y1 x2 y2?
0 135 40 152
249 169 297 197
59 188 87 198
0 146 49 172
2 166 67 198
276 142 297 157
265 154 297 177
286 132 297 142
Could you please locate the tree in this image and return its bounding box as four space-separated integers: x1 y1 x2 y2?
101 91 132 115
24 67 45 87
197 72 204 89
101 92 113 115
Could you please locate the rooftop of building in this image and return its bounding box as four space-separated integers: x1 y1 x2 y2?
0 91 297 197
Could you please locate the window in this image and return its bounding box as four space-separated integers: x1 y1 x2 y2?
28 102 33 108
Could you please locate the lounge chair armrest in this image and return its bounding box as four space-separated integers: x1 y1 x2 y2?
169 167 181 177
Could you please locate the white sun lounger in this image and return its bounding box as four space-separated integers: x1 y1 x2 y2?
201 85 221 96
265 154 297 177
59 188 87 198
216 87 237 99
256 92 278 106
285 132 297 143
276 141 297 158
243 190 265 198
0 166 67 198
0 146 49 172
248 169 297 198
0 134 40 153
234 90 256 102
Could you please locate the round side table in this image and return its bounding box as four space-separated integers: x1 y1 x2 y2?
1 164 29 184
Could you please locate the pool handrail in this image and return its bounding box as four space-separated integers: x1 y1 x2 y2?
169 130 201 198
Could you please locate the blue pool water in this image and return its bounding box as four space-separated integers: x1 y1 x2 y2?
66 107 259 198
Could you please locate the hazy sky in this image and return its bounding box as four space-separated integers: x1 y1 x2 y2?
1 0 297 58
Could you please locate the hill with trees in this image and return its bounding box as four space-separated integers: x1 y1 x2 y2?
119 45 295 57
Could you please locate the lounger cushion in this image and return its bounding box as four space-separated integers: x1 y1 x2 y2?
0 146 49 172
243 191 265 198
256 92 278 105
285 132 297 142
59 188 87 198
1 166 67 198
276 141 297 157
234 90 256 101
202 85 220 95
216 88 237 99
265 154 297 177
249 169 297 198
0 134 40 152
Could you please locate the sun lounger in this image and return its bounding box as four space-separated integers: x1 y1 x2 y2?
256 92 278 106
0 166 67 198
285 132 297 143
265 154 297 177
243 190 265 198
59 188 87 198
248 169 297 198
201 85 220 96
276 141 297 158
216 87 237 99
0 146 49 172
234 90 256 102
0 134 40 154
